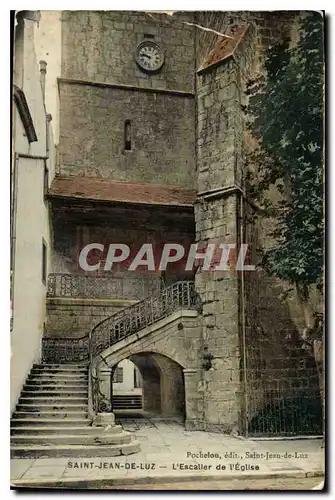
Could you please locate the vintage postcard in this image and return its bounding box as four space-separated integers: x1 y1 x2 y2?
10 9 325 491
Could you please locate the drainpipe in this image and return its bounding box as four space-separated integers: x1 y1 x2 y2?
46 113 52 157
39 61 52 162
240 191 248 437
39 60 47 105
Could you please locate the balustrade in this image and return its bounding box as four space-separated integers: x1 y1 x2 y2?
42 280 200 415
46 273 162 300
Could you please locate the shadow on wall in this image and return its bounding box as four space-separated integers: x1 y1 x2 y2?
129 352 185 418
98 351 186 419
243 213 322 437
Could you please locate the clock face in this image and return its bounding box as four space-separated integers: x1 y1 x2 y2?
135 41 164 73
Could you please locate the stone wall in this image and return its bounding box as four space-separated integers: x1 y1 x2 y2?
61 11 195 92
50 219 194 299
243 206 321 435
59 10 196 186
58 82 195 185
45 298 134 338
192 10 318 434
194 24 253 431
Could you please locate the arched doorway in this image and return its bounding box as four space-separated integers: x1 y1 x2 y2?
111 359 143 412
97 351 185 420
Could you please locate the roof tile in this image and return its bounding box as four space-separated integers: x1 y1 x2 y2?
198 24 250 74
49 176 196 207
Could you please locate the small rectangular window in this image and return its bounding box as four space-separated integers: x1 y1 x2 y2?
124 120 132 151
113 366 123 383
42 240 47 284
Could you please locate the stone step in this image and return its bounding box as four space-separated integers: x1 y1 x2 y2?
112 395 143 410
31 371 88 376
113 400 142 404
11 432 132 446
25 379 88 386
18 397 88 405
113 397 142 400
35 364 88 369
27 373 88 379
33 364 88 372
12 410 88 418
26 380 88 387
23 383 88 390
113 397 142 401
11 418 90 427
16 403 87 411
113 405 142 410
10 441 140 458
11 425 123 435
21 390 88 397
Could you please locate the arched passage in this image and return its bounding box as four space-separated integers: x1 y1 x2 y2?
97 351 185 419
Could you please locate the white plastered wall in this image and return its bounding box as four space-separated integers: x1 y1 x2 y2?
11 13 56 413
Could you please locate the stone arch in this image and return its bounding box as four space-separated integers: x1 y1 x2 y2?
96 350 185 419
91 310 199 374
130 352 185 417
91 310 201 427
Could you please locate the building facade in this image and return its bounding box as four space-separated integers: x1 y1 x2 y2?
11 10 56 413
11 11 322 440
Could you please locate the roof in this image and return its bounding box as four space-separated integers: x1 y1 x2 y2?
197 24 250 74
49 176 197 207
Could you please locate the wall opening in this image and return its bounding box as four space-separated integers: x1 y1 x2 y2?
124 120 132 151
111 359 143 412
98 352 185 421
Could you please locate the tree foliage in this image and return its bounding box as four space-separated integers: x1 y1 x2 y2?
247 12 324 287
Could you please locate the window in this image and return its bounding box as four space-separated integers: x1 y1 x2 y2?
113 366 123 383
42 240 47 284
124 120 132 151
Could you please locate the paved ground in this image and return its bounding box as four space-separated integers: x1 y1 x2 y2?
106 477 324 490
11 417 324 490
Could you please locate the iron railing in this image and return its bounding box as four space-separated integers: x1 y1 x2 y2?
89 280 199 413
245 339 323 437
42 335 89 364
89 280 199 360
46 273 162 300
42 279 199 368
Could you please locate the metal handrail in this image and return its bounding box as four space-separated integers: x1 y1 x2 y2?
46 272 162 299
42 280 199 413
89 280 199 413
89 280 198 358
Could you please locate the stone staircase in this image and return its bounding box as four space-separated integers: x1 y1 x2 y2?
42 281 199 364
11 363 140 458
